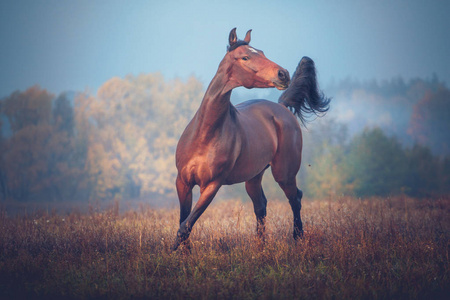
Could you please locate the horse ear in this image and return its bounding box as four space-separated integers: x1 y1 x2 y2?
244 29 252 43
229 28 237 47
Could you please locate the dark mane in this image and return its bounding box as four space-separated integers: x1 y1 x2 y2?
227 40 249 52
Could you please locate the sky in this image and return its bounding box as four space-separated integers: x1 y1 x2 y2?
0 0 449 98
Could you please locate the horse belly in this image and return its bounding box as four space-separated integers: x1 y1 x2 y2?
224 133 276 184
225 158 270 185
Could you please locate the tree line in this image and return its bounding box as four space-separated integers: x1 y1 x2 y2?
304 125 450 198
0 73 449 203
0 74 203 202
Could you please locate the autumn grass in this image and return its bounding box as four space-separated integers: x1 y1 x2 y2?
0 197 449 299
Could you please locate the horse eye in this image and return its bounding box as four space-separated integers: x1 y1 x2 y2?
242 56 250 61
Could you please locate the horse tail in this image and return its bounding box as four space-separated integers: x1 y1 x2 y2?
278 56 331 125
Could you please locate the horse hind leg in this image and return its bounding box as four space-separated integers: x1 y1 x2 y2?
245 171 268 241
279 179 303 240
270 116 303 240
290 186 304 239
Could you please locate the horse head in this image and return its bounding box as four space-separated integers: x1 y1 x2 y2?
225 28 290 90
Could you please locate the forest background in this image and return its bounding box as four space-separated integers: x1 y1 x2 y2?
1 1 449 208
1 73 449 206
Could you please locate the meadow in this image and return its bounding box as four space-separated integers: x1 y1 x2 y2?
0 196 448 299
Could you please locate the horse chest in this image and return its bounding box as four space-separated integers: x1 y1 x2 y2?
177 135 240 186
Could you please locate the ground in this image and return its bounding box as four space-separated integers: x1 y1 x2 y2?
0 196 448 299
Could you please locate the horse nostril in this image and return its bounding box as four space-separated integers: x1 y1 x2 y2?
278 70 286 81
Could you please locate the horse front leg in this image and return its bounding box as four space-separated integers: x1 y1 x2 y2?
171 182 221 251
175 175 193 250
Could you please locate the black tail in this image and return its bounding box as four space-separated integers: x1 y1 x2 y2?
278 56 331 125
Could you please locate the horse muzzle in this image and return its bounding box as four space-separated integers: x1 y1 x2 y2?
273 68 290 90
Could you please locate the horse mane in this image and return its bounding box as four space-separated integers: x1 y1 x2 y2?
278 56 331 125
227 40 249 52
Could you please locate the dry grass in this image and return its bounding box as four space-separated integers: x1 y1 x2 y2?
0 196 449 299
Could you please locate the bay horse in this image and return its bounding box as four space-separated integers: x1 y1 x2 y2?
172 28 330 251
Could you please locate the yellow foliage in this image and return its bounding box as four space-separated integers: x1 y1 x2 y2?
76 73 204 201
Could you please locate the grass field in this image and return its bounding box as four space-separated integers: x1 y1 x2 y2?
0 196 449 299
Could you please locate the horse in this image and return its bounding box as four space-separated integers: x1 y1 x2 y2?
172 28 330 251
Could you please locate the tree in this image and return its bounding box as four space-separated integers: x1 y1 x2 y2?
438 157 450 195
0 108 6 200
300 118 349 199
343 128 408 197
76 73 204 201
404 144 439 197
53 93 74 136
408 86 450 155
0 87 86 202
1 86 53 133
0 87 54 200
305 143 351 198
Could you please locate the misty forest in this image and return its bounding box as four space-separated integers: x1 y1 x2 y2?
1 73 449 204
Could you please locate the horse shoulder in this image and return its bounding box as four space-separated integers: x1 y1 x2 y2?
175 115 242 186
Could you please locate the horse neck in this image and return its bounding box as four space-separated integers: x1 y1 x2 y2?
194 57 236 136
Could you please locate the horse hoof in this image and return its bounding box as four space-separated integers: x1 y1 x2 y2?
171 237 192 253
293 229 304 240
171 239 181 251
171 244 179 252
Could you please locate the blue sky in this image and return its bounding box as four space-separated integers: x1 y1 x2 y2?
1 0 449 98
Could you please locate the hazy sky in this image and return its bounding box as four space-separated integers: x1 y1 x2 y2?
1 0 449 98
